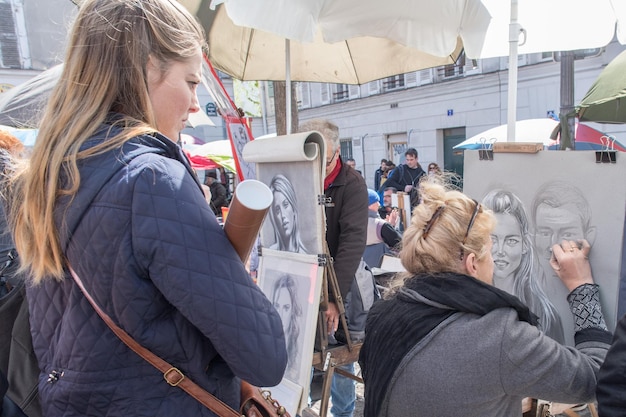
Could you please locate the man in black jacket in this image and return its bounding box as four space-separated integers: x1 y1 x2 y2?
204 170 228 216
378 148 425 195
299 119 368 417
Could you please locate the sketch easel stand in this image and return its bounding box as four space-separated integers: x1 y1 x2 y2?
307 251 363 417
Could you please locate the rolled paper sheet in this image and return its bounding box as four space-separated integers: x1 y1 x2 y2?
223 180 273 263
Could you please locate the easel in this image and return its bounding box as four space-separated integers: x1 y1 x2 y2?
306 252 363 417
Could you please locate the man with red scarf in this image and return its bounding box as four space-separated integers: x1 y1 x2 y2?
299 119 368 417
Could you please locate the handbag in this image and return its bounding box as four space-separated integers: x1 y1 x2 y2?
68 266 289 417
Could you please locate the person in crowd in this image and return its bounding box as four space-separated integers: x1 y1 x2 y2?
345 158 362 176
378 160 395 190
299 119 368 417
268 174 308 253
0 130 41 417
204 170 228 216
427 162 442 176
7 1 287 416
272 274 303 382
482 189 564 343
363 189 401 269
378 186 400 229
532 181 597 345
374 159 388 191
378 148 425 195
359 178 612 417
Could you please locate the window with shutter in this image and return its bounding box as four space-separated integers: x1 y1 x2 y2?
320 83 330 104
0 2 21 68
368 80 380 95
297 82 311 109
405 72 418 87
418 69 433 85
348 84 360 99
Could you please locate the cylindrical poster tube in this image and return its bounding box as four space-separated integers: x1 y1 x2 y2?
223 180 273 263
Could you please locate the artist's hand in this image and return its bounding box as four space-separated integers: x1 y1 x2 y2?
326 302 340 334
550 239 594 292
404 185 413 193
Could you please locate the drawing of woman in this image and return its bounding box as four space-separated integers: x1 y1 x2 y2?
272 274 303 381
482 189 564 342
269 174 308 253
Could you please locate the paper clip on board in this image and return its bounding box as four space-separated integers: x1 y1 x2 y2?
478 138 495 161
596 135 617 164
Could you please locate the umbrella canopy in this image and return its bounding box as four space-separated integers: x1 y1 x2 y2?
204 0 625 138
204 5 463 85
212 0 626 60
454 118 625 151
184 139 237 173
0 64 214 128
0 65 62 128
577 49 626 124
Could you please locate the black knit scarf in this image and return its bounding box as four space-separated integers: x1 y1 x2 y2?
358 272 538 417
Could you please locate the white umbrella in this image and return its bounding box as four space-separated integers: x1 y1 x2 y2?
207 0 626 138
455 119 560 149
191 3 464 133
453 118 622 151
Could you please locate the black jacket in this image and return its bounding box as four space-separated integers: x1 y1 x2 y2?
597 313 626 415
325 159 368 300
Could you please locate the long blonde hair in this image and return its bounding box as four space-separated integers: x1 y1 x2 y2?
389 178 495 292
11 0 205 283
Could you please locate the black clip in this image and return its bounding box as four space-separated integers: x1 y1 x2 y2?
478 137 494 161
318 195 334 207
596 135 617 164
318 254 331 266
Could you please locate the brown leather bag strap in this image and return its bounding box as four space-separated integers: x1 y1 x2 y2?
68 266 240 417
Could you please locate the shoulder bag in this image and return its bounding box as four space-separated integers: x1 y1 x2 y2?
68 265 289 417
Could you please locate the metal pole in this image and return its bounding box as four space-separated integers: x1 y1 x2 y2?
560 51 576 149
507 0 521 142
285 39 292 134
259 81 269 135
360 133 369 180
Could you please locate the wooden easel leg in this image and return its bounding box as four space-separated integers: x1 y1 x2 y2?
318 359 336 417
311 252 363 417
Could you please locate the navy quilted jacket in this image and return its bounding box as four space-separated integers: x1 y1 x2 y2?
27 124 287 417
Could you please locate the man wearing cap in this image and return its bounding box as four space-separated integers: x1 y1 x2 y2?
204 170 228 216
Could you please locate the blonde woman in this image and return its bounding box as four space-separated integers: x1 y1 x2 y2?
8 1 286 416
359 179 611 417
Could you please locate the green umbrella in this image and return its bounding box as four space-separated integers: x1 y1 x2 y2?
577 50 626 124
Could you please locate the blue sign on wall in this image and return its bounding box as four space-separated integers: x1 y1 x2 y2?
205 102 217 117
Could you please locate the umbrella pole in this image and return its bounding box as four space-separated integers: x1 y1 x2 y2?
507 0 521 142
285 39 292 134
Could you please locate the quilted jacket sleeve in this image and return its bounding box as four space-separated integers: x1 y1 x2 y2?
130 155 287 386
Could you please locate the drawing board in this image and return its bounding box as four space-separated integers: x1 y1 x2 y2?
464 150 626 345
